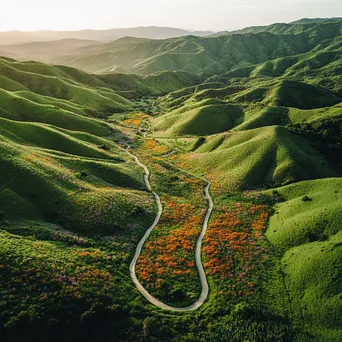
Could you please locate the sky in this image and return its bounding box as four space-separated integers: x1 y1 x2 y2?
1 0 342 32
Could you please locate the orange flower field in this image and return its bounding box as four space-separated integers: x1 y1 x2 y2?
140 139 169 155
132 145 207 305
135 190 206 305
131 138 276 306
203 202 271 298
122 113 150 127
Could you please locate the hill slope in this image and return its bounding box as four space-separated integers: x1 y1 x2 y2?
162 126 333 190
213 17 342 36
265 178 342 341
48 21 342 75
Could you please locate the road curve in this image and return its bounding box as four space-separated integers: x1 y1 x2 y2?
125 145 213 311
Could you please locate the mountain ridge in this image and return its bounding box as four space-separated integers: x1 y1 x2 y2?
0 26 214 45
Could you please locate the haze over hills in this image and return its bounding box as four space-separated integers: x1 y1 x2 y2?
56 21 342 75
0 26 214 45
1 20 340 76
0 16 341 342
0 39 104 64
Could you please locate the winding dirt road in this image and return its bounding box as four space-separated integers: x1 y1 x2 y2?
125 145 213 311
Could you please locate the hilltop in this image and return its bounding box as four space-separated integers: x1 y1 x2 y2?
212 17 342 36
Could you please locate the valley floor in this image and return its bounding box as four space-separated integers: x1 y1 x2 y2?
126 145 212 311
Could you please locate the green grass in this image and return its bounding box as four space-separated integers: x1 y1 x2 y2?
233 105 290 131
155 72 341 137
169 126 333 190
266 178 342 249
265 178 342 340
0 58 132 116
0 130 154 236
154 102 243 136
47 21 342 76
0 117 115 158
0 88 118 136
262 80 341 109
281 233 341 341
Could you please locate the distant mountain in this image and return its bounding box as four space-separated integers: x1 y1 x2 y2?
50 21 342 75
212 17 342 37
291 17 342 24
0 26 214 45
0 39 103 63
1 19 341 77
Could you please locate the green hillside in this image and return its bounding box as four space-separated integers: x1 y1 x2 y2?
265 178 342 340
52 21 342 75
154 100 243 136
1 21 341 79
213 18 342 36
0 57 200 115
164 126 333 190
0 39 103 63
148 26 342 341
154 77 341 137
0 57 132 115
0 119 154 231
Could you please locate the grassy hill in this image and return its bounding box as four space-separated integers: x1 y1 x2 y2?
0 57 133 115
213 18 342 36
0 57 201 132
0 58 173 341
1 21 340 79
265 178 342 341
160 126 333 190
0 39 103 64
154 76 341 137
0 57 164 255
149 27 341 340
153 31 342 141
0 115 155 232
46 21 342 75
154 100 244 136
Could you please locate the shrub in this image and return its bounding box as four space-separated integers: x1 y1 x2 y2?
75 170 89 179
99 144 110 151
302 195 312 202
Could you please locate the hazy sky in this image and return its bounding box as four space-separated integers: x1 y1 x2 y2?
2 0 342 32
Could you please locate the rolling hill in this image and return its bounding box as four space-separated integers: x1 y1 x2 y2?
265 178 342 341
42 20 342 75
0 58 161 341
213 17 342 37
1 21 340 78
0 39 103 64
161 126 333 190
0 17 341 342
147 21 341 340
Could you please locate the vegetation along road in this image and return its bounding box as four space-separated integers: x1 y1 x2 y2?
125 145 213 311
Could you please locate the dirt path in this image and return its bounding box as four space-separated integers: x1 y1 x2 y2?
125 145 213 311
